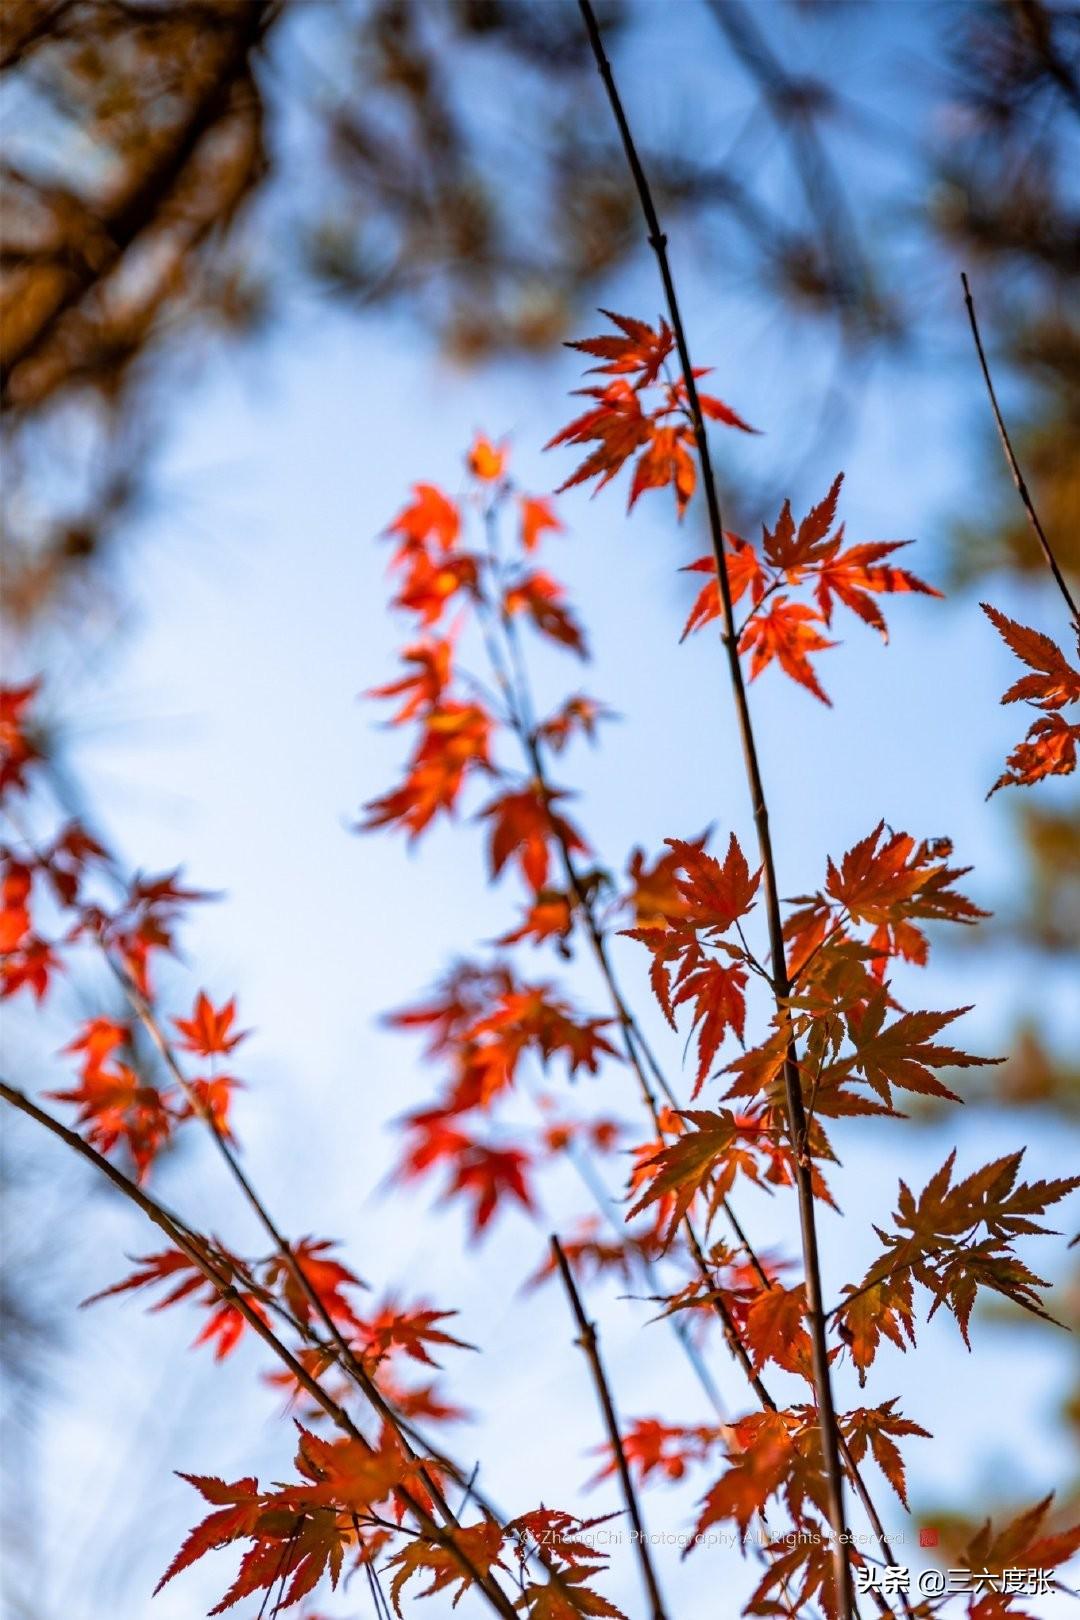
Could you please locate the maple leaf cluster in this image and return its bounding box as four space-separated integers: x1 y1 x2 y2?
83 1232 479 1434
545 324 941 703
163 1446 624 1620
982 604 1080 793
835 1149 1080 1379
360 437 599 865
389 960 624 1237
362 442 634 1241
624 833 760 1095
6 282 1080 1620
358 417 1078 1620
0 807 243 1177
39 990 246 1181
0 796 214 1013
679 473 941 705
545 310 756 517
157 1426 438 1614
942 1496 1080 1620
622 819 998 1257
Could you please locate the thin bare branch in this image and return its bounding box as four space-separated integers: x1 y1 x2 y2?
0 1078 522 1620
961 270 1079 626
551 1236 670 1620
575 7 853 1611
111 961 510 1569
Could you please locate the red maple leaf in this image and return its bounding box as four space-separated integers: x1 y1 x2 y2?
504 571 587 655
386 483 459 552
479 784 588 892
520 495 563 552
739 597 837 704
173 991 248 1058
0 679 43 797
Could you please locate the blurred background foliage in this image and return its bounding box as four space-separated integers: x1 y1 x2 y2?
3 0 1078 608
3 0 1076 1088
1 0 1077 1611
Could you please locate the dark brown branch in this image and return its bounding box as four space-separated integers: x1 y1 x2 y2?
0 1079 521 1620
551 1236 670 1620
113 962 494 1568
17 781 544 1615
0 1 276 406
960 270 1079 627
480 499 900 1617
576 7 853 1613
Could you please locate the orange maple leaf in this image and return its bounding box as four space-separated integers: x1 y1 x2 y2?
361 702 495 839
693 1411 809 1539
154 1473 267 1596
739 597 837 704
666 834 761 934
387 1521 508 1616
467 433 507 482
743 1281 814 1377
392 547 479 626
47 1064 175 1179
62 1016 128 1072
386 483 460 551
982 604 1080 794
264 1237 368 1333
679 537 766 640
629 423 696 516
989 710 1080 795
173 991 248 1058
546 378 652 498
504 571 587 655
589 1417 724 1486
840 1399 930 1508
447 1142 536 1236
368 638 455 724
520 495 563 552
982 603 1080 710
480 784 588 892
568 310 674 382
537 694 613 754
762 477 844 573
362 1300 476 1368
814 538 940 637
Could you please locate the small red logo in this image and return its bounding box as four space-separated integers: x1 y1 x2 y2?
919 1528 939 1549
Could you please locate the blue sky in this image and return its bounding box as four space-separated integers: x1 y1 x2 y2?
6 5 1079 1616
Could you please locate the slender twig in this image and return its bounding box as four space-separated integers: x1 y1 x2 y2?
109 961 535 1584
0 1079 522 1620
576 8 853 1611
255 1519 305 1620
561 1131 728 1418
551 1236 670 1620
8 812 577 1615
477 506 782 1402
961 270 1079 627
480 500 898 1614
